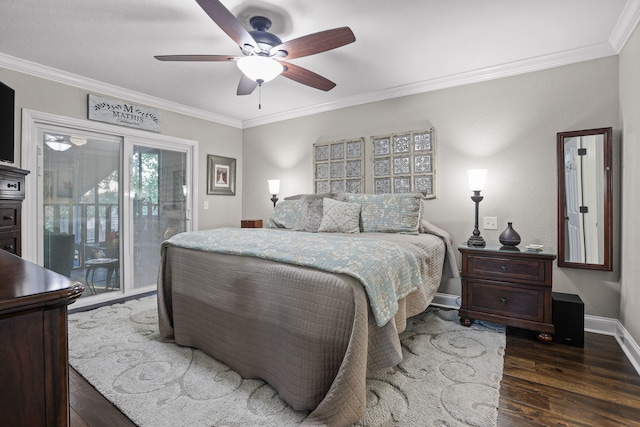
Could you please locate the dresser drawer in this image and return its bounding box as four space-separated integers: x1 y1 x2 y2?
0 206 19 229
0 233 19 254
464 253 550 285
0 176 25 200
466 279 544 322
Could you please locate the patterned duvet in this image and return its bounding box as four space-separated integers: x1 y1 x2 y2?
157 228 457 426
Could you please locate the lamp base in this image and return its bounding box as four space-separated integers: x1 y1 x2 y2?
467 235 486 247
271 195 278 207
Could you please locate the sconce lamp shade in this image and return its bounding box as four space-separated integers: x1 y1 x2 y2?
467 169 488 191
238 57 284 83
69 136 88 146
268 179 280 195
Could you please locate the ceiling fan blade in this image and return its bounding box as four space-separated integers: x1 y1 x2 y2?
280 62 336 91
154 55 237 62
196 0 257 50
271 27 355 60
237 74 258 95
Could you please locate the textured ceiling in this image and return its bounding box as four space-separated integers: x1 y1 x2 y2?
1 0 638 128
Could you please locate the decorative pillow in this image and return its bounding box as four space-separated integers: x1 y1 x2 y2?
283 194 304 200
268 199 303 229
318 198 361 233
418 198 427 233
297 193 346 232
346 193 423 234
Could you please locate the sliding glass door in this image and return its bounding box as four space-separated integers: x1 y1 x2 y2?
41 126 122 297
25 110 197 307
131 144 188 289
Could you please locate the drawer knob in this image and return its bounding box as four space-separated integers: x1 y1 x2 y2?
500 297 507 304
500 265 507 271
7 183 17 189
5 244 15 252
4 215 13 221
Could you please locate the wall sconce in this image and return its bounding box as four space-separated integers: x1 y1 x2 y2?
268 179 280 207
467 169 487 247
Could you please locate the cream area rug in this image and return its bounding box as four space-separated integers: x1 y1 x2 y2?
68 296 506 427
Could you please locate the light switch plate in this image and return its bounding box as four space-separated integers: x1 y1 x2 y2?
483 216 498 230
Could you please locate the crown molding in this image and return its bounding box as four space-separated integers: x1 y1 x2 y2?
610 0 640 52
0 37 624 131
242 42 616 128
0 53 243 129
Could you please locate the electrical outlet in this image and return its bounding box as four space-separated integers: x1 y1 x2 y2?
203 201 209 210
483 216 498 230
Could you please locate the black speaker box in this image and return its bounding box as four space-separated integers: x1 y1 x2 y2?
552 292 584 347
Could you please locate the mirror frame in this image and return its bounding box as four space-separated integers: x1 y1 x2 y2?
557 127 613 271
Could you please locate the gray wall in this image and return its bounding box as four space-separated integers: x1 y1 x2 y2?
242 56 621 319
619 24 640 345
0 66 243 231
1 53 629 323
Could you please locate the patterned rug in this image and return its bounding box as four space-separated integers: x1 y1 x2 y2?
68 296 505 426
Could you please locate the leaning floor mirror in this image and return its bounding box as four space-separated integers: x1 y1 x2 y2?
557 127 613 271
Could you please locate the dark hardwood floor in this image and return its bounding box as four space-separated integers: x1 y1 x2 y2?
69 328 640 427
498 328 640 427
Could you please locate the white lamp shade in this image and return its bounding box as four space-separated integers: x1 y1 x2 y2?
268 179 280 194
237 56 284 83
467 169 487 191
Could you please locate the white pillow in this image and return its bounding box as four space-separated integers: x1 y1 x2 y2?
318 198 361 233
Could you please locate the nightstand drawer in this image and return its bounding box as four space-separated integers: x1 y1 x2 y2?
241 219 263 228
464 254 550 285
0 206 18 229
466 279 544 322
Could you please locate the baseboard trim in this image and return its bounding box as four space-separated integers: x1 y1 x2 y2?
431 292 640 375
585 315 640 376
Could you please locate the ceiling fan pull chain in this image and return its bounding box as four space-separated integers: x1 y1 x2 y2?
258 83 262 109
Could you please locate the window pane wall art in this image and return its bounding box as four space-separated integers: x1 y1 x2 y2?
371 128 436 198
313 138 365 194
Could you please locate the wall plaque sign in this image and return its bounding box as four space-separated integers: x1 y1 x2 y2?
88 94 161 132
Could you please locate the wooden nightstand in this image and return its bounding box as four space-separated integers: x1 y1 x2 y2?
241 219 263 228
458 245 556 342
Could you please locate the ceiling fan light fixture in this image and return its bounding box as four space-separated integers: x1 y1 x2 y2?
237 56 283 83
44 133 73 151
45 140 72 152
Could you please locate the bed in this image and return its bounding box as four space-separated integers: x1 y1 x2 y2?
157 193 458 426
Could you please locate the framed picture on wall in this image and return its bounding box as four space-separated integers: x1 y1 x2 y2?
207 155 236 195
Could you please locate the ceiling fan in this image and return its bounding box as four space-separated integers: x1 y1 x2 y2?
155 0 356 96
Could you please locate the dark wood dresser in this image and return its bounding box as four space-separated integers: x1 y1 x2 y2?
458 245 556 342
0 165 29 256
0 250 84 426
